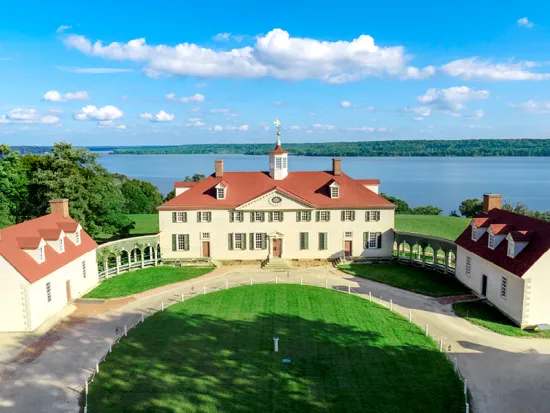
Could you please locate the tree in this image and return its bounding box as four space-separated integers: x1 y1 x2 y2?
449 210 460 217
120 179 163 214
380 193 410 214
459 198 483 218
502 200 530 215
409 205 442 215
164 189 176 202
184 173 206 182
0 145 30 227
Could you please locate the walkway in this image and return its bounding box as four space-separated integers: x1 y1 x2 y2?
1 265 550 413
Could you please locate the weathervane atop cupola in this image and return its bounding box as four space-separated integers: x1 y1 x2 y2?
269 119 288 180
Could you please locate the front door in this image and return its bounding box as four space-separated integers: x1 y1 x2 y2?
66 280 72 302
202 241 210 258
273 238 282 257
344 240 352 257
481 274 488 296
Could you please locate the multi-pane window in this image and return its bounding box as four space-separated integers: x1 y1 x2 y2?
466 256 472 277
507 240 515 258
75 231 81 245
251 212 265 222
201 232 210 240
176 212 187 222
297 211 311 221
319 211 330 221
300 232 309 250
59 238 64 253
234 233 243 249
82 261 87 278
272 211 283 222
365 211 381 221
46 282 51 303
173 234 190 251
471 226 477 241
342 211 355 221
39 246 45 262
282 157 287 168
344 231 353 238
368 232 378 248
318 232 328 250
276 158 282 168
255 233 263 249
331 187 339 198
197 211 212 222
501 276 508 299
217 188 225 199
488 233 495 249
230 211 244 222
177 234 186 250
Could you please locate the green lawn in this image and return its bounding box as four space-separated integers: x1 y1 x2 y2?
339 263 470 297
87 285 465 413
96 214 159 243
395 215 470 241
453 300 550 338
84 266 213 299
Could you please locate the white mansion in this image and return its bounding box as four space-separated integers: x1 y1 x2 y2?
157 139 396 262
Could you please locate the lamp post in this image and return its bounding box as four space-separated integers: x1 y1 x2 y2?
273 336 279 353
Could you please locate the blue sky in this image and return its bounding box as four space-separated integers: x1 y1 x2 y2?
1 0 550 145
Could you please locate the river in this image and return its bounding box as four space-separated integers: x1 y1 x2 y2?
97 154 550 213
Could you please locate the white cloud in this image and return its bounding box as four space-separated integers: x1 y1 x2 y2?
272 101 283 106
468 125 493 129
186 117 205 127
306 130 313 134
210 108 230 113
417 86 489 115
510 100 550 114
74 105 123 121
140 110 175 122
340 101 351 108
212 33 245 42
62 29 435 83
166 93 205 103
49 108 64 114
97 120 127 129
43 90 90 102
405 106 432 117
308 112 316 116
210 124 249 131
346 126 390 132
190 107 201 112
56 25 71 34
0 108 60 125
517 17 533 28
467 109 484 119
116 124 127 129
57 66 133 74
288 125 301 130
414 117 424 121
312 124 335 130
442 58 550 81
212 125 224 131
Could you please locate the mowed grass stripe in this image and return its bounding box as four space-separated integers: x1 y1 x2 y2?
88 285 464 413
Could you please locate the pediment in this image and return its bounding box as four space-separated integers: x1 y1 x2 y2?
236 189 314 211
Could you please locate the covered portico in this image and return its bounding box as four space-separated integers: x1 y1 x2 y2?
267 231 285 259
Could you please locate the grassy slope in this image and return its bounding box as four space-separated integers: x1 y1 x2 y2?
84 266 213 299
339 264 470 297
395 215 470 241
95 214 159 243
453 300 550 338
88 285 464 413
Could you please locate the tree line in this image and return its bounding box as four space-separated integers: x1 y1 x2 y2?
0 143 166 237
109 139 550 157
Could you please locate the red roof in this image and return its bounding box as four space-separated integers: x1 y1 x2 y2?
0 213 97 284
356 179 381 185
473 217 490 228
269 144 288 155
159 171 395 210
456 209 550 277
174 181 199 188
489 223 511 235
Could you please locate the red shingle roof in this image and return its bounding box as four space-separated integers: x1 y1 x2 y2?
0 213 97 284
356 179 381 185
269 144 288 155
456 209 550 277
159 171 395 210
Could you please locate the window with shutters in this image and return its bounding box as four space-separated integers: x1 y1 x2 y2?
82 261 87 278
230 211 243 222
75 230 81 245
46 282 51 303
298 211 311 221
318 232 328 250
255 233 263 249
319 211 330 221
300 232 309 250
343 210 355 221
466 256 472 277
500 276 508 299
272 211 283 222
253 212 265 221
365 210 381 221
200 211 212 222
176 212 187 222
234 233 243 249
177 234 186 250
369 232 378 248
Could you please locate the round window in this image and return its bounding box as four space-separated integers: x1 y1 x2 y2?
271 196 282 204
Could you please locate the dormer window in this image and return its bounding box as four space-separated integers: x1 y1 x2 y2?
329 182 340 199
488 233 495 250
507 240 515 258
75 230 81 245
471 226 477 241
38 246 45 263
215 182 227 199
59 237 65 253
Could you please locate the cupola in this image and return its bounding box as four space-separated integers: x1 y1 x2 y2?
269 119 288 180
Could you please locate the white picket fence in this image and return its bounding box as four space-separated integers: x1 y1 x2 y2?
82 276 470 413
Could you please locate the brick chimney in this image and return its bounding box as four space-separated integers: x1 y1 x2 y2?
215 160 224 178
483 194 502 213
50 199 70 218
332 158 341 176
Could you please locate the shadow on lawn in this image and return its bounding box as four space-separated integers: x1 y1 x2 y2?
86 310 465 413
